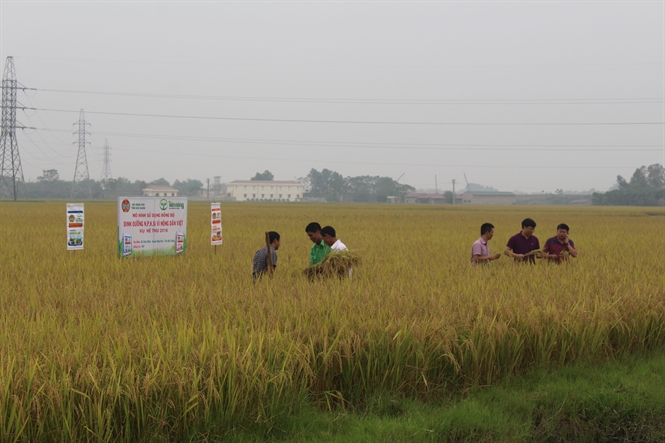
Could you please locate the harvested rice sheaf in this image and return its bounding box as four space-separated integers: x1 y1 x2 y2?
303 251 361 278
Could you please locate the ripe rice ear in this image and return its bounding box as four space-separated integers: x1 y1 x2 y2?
303 251 360 279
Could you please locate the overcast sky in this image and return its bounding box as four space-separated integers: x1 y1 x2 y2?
1 1 663 193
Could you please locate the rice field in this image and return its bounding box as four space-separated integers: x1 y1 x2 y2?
1 201 663 442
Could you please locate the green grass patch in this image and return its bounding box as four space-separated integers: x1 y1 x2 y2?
214 351 665 443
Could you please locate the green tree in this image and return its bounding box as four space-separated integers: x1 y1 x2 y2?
38 169 59 182
251 170 274 181
647 164 665 189
173 179 204 196
629 167 649 189
150 178 170 186
593 164 665 206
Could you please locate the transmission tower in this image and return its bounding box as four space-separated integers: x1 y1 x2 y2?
101 138 112 182
71 109 92 199
0 56 25 201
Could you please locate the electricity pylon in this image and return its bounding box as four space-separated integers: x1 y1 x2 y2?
71 109 92 199
0 56 25 201
101 138 112 182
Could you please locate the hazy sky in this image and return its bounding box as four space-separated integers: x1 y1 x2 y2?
1 1 663 193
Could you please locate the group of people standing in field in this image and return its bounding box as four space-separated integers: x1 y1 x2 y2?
471 218 578 265
252 222 349 280
251 217 578 280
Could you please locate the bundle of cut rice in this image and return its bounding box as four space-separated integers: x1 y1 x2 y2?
303 251 361 279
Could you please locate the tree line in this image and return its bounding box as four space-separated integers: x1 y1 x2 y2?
592 164 665 206
300 168 415 202
23 169 205 199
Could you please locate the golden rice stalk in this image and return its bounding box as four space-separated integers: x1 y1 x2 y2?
303 251 361 279
503 249 543 257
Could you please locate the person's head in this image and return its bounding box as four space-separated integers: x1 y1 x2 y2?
556 223 569 241
320 226 337 246
521 218 536 237
268 231 281 250
480 223 494 240
305 222 323 243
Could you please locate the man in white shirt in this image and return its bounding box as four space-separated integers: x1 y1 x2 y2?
321 225 352 278
321 226 347 251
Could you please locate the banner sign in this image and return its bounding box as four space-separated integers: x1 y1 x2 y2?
117 197 188 257
67 203 84 250
211 202 223 245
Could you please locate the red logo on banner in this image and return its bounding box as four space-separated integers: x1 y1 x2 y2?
121 199 130 212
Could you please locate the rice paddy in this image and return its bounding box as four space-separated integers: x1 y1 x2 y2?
1 201 663 442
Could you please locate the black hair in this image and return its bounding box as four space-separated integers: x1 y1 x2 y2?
321 226 336 238
556 223 570 232
480 223 494 236
521 218 536 229
305 222 322 233
268 231 280 243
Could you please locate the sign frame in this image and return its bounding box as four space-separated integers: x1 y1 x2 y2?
117 197 188 258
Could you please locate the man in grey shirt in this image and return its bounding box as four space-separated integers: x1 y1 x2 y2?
252 231 280 280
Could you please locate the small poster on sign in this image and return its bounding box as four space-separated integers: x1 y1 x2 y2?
175 232 185 254
122 234 133 256
66 203 84 250
211 202 223 245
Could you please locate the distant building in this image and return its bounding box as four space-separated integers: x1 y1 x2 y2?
405 193 447 204
459 191 516 205
227 180 304 202
142 185 179 197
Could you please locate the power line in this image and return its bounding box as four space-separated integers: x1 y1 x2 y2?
32 108 665 126
108 145 647 170
27 128 665 152
14 56 664 69
29 127 664 151
19 87 665 105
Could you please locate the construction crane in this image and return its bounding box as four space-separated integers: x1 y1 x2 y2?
464 172 470 192
395 173 405 182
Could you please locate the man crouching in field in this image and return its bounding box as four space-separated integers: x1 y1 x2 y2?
543 223 578 263
252 231 280 280
471 222 501 265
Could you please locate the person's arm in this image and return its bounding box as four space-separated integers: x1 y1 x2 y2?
506 237 525 259
309 245 316 266
505 247 525 260
564 238 578 258
542 242 558 260
473 253 501 263
270 248 278 271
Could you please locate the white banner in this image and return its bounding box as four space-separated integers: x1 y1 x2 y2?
117 197 188 257
67 203 84 251
211 202 223 245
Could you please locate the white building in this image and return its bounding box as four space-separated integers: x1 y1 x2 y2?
227 180 304 202
142 185 179 197
459 191 516 205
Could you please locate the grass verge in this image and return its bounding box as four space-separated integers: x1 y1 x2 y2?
216 350 665 443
